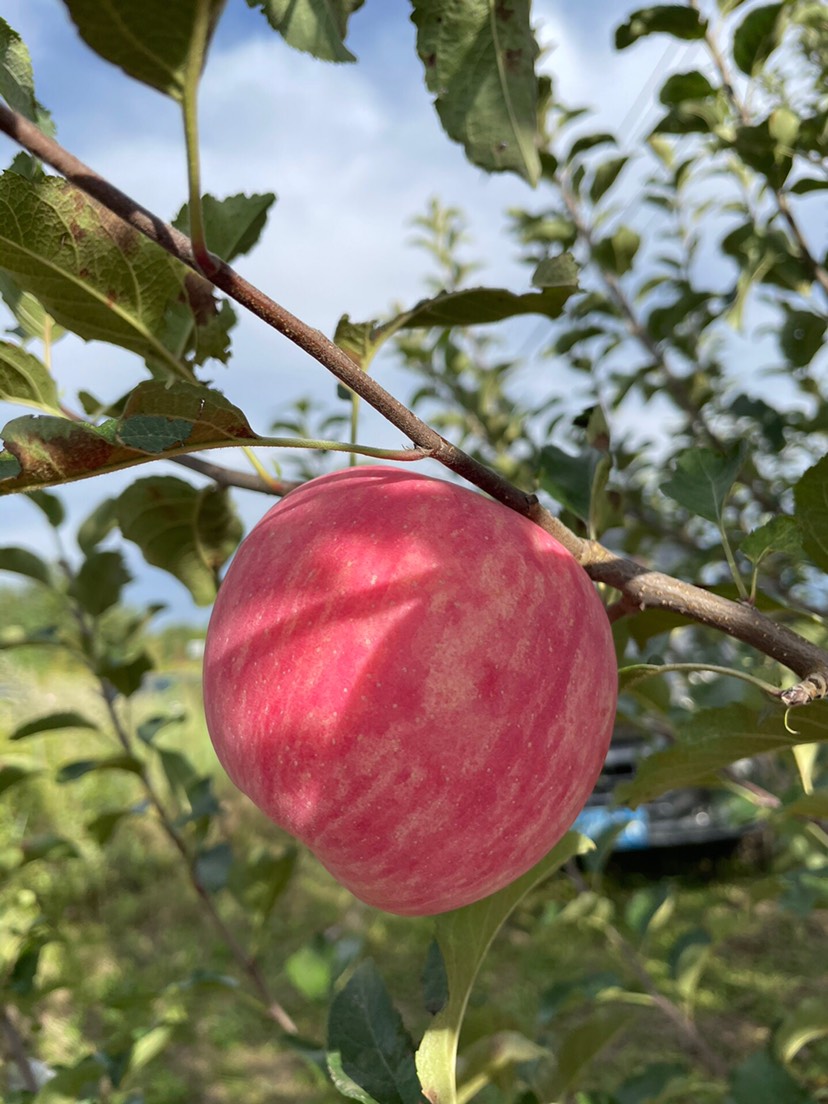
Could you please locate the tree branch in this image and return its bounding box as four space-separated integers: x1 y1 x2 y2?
171 454 295 495
0 1004 38 1094
1 103 827 700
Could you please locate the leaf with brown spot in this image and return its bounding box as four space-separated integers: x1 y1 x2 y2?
411 0 542 184
0 381 262 494
0 172 194 379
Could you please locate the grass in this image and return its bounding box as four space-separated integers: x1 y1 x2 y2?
1 656 827 1103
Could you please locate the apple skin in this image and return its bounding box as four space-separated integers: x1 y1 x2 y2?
203 465 617 916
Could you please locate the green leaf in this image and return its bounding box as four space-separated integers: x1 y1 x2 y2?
77 496 119 554
194 842 233 893
779 309 826 368
0 381 260 494
412 0 542 185
20 833 80 864
0 764 39 795
624 884 673 941
615 1064 687 1104
8 934 46 995
422 940 449 1016
543 1010 633 1099
0 17 38 120
0 271 66 345
11 711 98 741
661 446 742 524
56 755 143 783
589 156 629 204
126 1023 176 1077
416 834 591 1104
228 848 298 924
286 940 334 1002
247 0 364 63
773 998 828 1065
790 178 828 195
172 192 276 264
0 173 192 378
538 444 605 522
793 453 828 573
732 3 786 76
60 0 227 101
71 549 131 616
389 280 577 333
734 118 793 189
721 222 811 294
659 70 717 105
86 808 134 845
98 650 154 697
136 711 186 746
0 545 51 584
334 314 380 370
668 929 711 1000
728 1050 816 1104
532 253 580 288
116 475 242 605
27 490 65 528
327 959 425 1104
621 702 828 806
0 341 60 413
592 227 641 276
566 132 616 161
615 7 707 50
457 1032 548 1100
741 516 802 568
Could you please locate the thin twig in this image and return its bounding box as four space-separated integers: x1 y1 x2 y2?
1 104 827 698
0 1004 38 1093
97 677 299 1035
172 454 293 495
565 863 728 1080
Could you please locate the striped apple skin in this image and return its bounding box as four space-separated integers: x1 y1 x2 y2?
203 465 617 916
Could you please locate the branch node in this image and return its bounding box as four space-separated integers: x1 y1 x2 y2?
780 673 828 708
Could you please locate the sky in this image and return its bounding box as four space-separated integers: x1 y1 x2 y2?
0 0 798 622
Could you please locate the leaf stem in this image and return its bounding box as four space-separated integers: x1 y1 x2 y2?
241 445 280 490
618 661 782 699
181 0 215 275
718 519 749 602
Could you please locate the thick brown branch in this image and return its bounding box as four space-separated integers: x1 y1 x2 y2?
583 546 828 697
1 104 827 698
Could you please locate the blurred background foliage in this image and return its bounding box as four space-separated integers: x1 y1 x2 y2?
1 0 828 1101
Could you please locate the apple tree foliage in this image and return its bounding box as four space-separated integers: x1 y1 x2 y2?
0 1 827 1102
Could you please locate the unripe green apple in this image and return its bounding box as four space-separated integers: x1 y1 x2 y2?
203 465 616 915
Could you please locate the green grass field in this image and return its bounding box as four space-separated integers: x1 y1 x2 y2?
2 657 827 1104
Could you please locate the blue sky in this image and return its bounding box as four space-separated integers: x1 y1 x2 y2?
0 1 759 621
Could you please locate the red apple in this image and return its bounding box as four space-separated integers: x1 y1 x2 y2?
203 465 616 915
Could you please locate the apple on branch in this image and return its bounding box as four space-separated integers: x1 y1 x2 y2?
203 466 617 915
